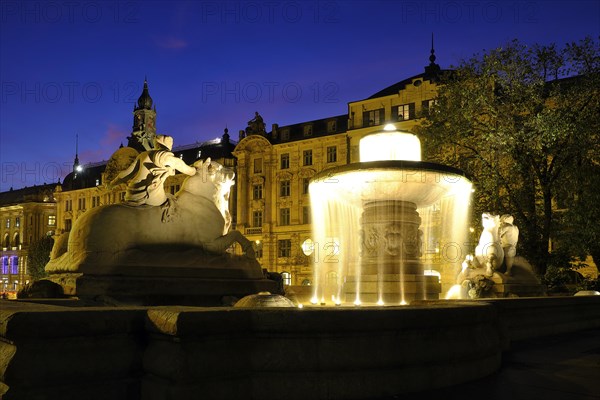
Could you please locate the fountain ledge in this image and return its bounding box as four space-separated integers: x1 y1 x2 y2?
2 296 600 399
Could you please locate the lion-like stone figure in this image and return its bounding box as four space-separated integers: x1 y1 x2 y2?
46 158 255 275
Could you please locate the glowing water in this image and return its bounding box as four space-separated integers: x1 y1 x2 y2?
310 130 472 306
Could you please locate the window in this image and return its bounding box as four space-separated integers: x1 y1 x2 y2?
65 219 72 232
278 239 292 257
327 120 337 133
224 158 234 167
280 153 290 169
303 150 313 166
303 206 311 224
253 158 263 173
3 234 8 249
363 108 384 127
280 180 291 197
48 215 56 226
327 146 337 163
422 99 436 116
15 217 20 227
120 192 126 202
197 150 202 158
280 208 290 226
253 184 263 200
281 129 290 141
5 218 10 229
1 257 8 274
281 271 292 286
10 257 18 275
95 179 100 186
302 178 310 195
252 210 263 227
303 125 313 136
65 200 72 212
78 198 86 210
393 103 416 121
255 241 263 259
92 196 101 208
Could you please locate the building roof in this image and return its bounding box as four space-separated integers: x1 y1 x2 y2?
0 183 58 206
60 132 237 192
245 114 348 145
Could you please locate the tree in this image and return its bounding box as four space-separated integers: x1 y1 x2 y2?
27 235 54 281
418 37 600 276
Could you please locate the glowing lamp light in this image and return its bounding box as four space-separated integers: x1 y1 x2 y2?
376 299 385 306
301 239 314 256
359 131 421 162
400 300 408 306
297 304 304 309
383 123 397 131
75 165 83 172
310 296 318 305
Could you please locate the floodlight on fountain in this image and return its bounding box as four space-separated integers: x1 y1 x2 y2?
359 131 421 162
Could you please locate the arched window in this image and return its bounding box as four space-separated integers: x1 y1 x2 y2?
281 271 291 286
13 233 20 249
3 234 8 249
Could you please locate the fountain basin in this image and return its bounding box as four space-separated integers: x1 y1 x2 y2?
310 160 473 305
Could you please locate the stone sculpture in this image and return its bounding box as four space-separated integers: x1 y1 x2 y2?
109 135 196 207
46 158 254 275
246 112 266 135
499 214 519 276
473 213 504 276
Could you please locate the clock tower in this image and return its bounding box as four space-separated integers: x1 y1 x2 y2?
128 78 157 151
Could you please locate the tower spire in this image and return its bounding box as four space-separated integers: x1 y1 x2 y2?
429 33 436 65
424 33 441 80
73 134 81 174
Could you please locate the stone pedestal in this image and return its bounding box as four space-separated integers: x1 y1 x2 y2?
348 200 440 303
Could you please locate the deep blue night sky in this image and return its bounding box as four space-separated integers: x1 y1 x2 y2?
1 0 598 191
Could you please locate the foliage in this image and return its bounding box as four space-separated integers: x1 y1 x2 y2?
418 37 600 276
27 235 54 281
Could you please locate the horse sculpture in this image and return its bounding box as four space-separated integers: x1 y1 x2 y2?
46 158 255 275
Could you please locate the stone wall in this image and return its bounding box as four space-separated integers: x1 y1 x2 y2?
1 296 600 400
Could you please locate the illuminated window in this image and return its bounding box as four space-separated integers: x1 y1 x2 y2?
280 153 290 169
253 184 263 200
10 257 18 275
95 179 100 186
253 158 263 173
78 198 86 210
327 146 337 163
281 271 292 286
278 239 291 257
303 150 313 166
15 217 20 227
394 103 415 121
5 219 10 228
280 180 290 197
280 208 290 226
1 257 8 274
363 109 384 127
48 215 56 226
252 211 263 227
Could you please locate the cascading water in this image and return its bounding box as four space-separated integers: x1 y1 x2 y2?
309 127 473 306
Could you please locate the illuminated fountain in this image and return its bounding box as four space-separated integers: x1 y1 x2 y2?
309 126 473 305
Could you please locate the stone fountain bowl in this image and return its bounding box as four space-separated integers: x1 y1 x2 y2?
311 160 472 207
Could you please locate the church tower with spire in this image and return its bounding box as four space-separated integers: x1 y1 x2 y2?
127 78 157 151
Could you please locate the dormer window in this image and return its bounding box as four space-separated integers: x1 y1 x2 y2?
281 129 290 141
327 120 337 133
303 125 313 136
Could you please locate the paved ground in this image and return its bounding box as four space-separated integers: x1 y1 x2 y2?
384 328 600 400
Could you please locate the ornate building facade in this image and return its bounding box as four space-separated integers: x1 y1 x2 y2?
233 57 445 286
0 184 58 293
